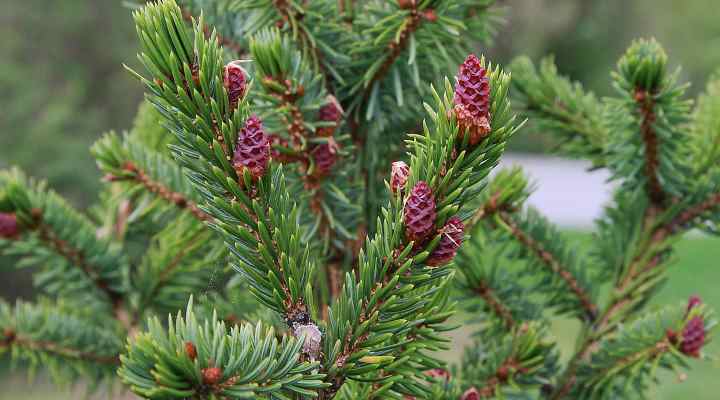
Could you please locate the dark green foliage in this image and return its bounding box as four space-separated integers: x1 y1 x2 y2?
2 0 720 399
0 299 122 385
118 300 329 399
510 56 607 168
572 304 717 399
1 169 127 311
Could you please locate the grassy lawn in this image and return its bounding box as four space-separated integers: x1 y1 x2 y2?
1 232 719 399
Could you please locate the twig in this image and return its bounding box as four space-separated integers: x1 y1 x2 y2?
119 162 212 222
635 89 664 205
31 210 122 307
498 211 598 321
477 357 527 398
1 330 119 365
473 281 515 330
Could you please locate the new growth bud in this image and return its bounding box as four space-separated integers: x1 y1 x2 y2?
224 60 247 111
390 161 410 194
0 212 20 239
294 323 322 361
184 341 197 361
202 367 223 385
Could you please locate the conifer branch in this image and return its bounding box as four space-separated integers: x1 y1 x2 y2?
475 356 528 398
129 1 319 324
2 330 120 365
32 213 123 305
510 56 606 167
0 300 123 383
271 1 334 90
497 211 598 321
472 281 515 330
321 62 520 398
180 6 245 56
666 190 720 230
115 161 212 222
365 6 422 99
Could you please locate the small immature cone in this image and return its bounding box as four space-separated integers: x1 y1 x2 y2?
686 295 702 314
184 341 197 361
390 161 410 194
202 367 223 385
404 181 436 243
397 0 415 9
233 115 270 181
0 212 20 239
316 96 343 137
461 387 480 400
426 216 464 266
294 323 322 360
424 368 450 381
312 141 338 177
453 54 491 146
224 61 247 111
680 316 706 358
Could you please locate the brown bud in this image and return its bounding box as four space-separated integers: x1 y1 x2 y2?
202 367 223 385
397 0 414 9
184 341 197 361
422 9 437 22
390 161 410 194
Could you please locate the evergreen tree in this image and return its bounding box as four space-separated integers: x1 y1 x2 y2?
1 1 719 399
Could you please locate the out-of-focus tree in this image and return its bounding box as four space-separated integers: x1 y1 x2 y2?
0 0 142 206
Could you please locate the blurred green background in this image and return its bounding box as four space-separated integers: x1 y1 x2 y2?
1 0 719 398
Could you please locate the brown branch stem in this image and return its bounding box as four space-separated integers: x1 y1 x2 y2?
477 356 528 398
473 281 515 330
635 89 664 205
1 330 120 365
31 210 122 307
120 162 211 222
550 189 720 398
498 211 598 321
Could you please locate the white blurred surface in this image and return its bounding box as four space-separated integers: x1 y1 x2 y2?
498 154 618 228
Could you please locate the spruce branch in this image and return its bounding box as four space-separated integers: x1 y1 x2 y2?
468 168 598 322
510 56 607 167
471 279 515 331
180 4 246 56
134 214 225 317
0 169 127 311
321 58 520 398
129 0 320 324
557 303 716 399
690 69 720 178
456 218 544 333
606 38 692 202
119 300 329 399
635 86 665 205
461 323 559 399
495 210 598 322
92 132 212 223
230 0 338 90
0 300 123 384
